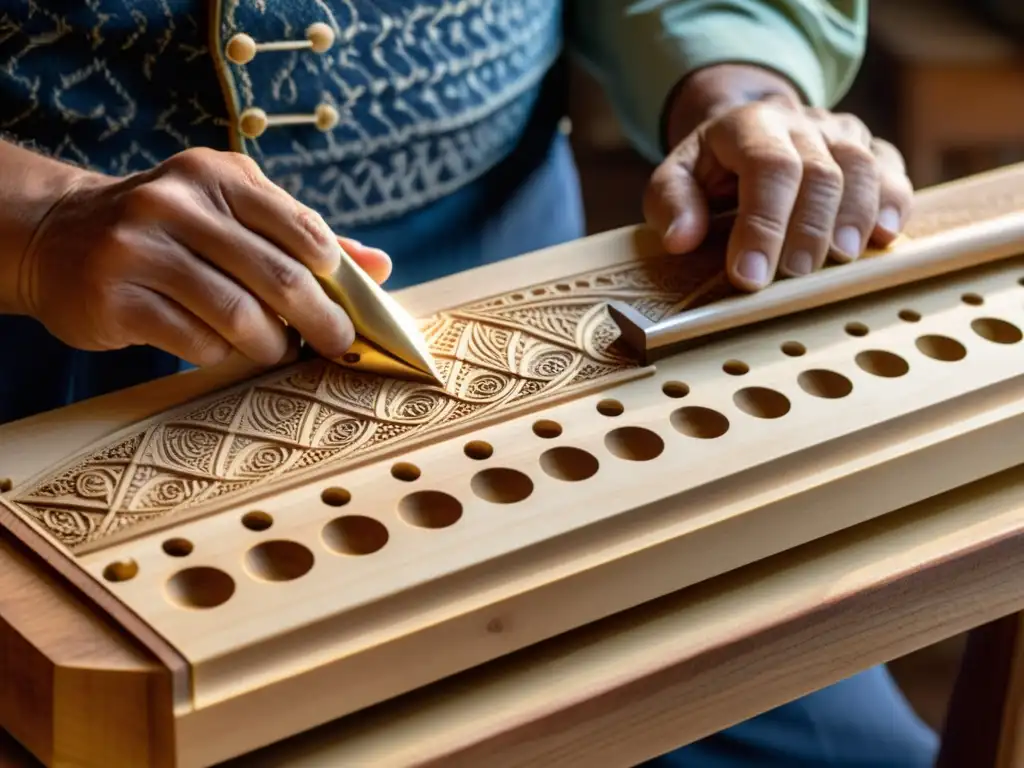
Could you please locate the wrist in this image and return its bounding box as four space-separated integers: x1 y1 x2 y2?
662 63 803 151
0 142 99 316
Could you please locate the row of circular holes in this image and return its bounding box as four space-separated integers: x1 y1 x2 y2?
104 292 1023 607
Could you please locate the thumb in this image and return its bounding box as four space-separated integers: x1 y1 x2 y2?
642 149 710 255
337 237 393 285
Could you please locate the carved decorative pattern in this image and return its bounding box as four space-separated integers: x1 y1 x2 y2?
9 252 728 550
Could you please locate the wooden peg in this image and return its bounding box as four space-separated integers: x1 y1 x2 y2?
225 23 335 65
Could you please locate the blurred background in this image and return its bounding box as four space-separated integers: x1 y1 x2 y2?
564 0 1024 738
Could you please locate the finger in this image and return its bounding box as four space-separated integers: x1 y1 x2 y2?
135 234 291 366
119 285 233 368
166 205 356 359
870 139 914 245
642 139 711 255
824 138 880 263
810 110 873 147
338 237 393 284
705 108 803 290
216 157 343 277
778 128 844 277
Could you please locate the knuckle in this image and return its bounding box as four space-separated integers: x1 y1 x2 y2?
119 181 189 222
267 257 312 302
834 111 865 129
882 167 915 197
871 137 898 155
225 152 268 189
191 330 232 367
92 226 140 274
830 141 877 171
791 217 834 244
165 147 219 177
801 158 844 193
294 207 333 253
750 148 802 181
743 210 790 240
217 289 260 339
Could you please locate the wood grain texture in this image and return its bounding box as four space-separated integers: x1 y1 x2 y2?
5 463 1024 768
0 529 175 768
6 160 1024 556
2 163 1024 766
6 252 718 553
213 464 1024 766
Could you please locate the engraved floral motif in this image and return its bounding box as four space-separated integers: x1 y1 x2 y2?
11 252 728 549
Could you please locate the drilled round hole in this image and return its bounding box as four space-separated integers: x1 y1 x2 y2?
722 360 748 376
162 538 193 558
604 427 665 461
242 510 273 531
855 350 909 378
102 559 139 583
322 515 390 554
464 440 493 460
898 309 921 323
391 462 421 482
670 406 730 439
321 487 351 507
532 419 562 439
596 399 624 417
0 477 11 493
245 540 315 582
398 490 464 528
972 317 1023 345
733 387 791 419
781 341 806 357
798 369 853 399
961 292 984 306
845 322 869 337
916 335 967 362
342 352 361 364
166 567 235 609
471 468 534 504
662 381 690 398
540 446 599 481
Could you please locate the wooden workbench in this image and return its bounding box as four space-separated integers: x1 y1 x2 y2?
2 456 1024 766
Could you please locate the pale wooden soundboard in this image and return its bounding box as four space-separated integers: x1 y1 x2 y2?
3 163 1024 767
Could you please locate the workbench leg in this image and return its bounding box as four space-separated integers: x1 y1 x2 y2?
937 612 1024 768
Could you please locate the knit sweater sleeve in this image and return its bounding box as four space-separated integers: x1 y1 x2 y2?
566 0 869 162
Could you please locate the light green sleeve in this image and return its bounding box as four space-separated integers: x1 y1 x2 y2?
566 0 869 163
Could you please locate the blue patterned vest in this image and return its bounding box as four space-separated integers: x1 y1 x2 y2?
0 0 564 231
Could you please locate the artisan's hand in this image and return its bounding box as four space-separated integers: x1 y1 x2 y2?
644 64 914 291
18 148 390 367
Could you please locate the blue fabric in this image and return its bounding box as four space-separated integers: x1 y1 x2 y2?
222 0 564 230
0 1 564 231
649 665 939 767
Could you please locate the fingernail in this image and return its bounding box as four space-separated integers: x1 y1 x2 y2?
737 251 769 286
783 250 813 276
834 226 862 260
877 207 900 234
664 218 686 245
